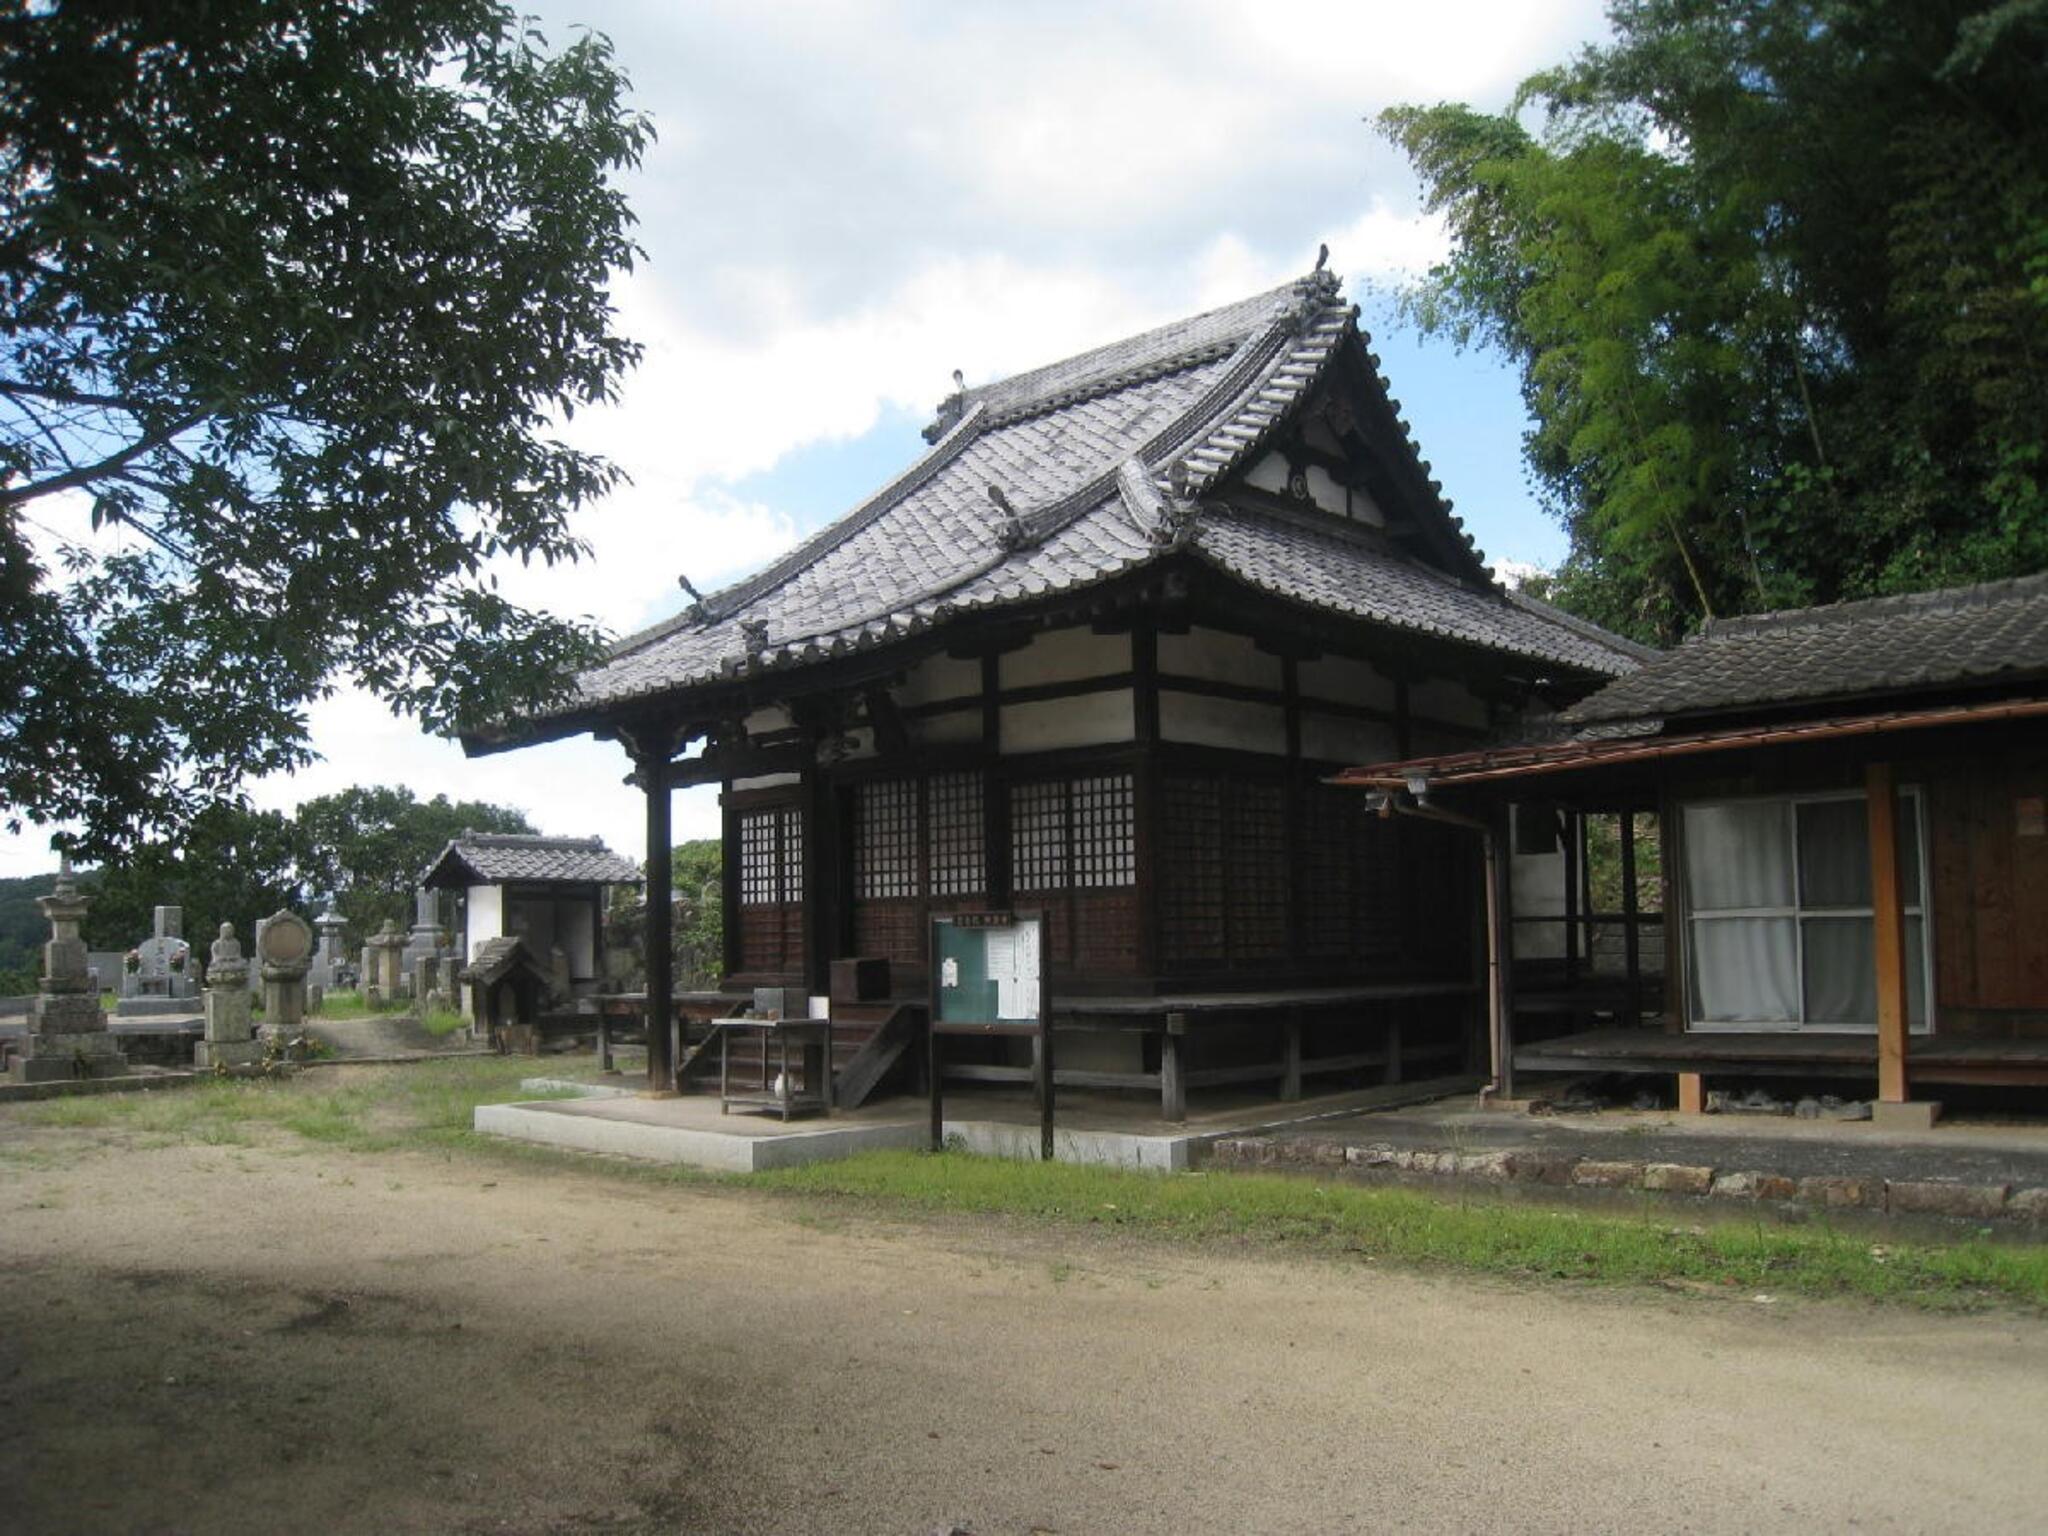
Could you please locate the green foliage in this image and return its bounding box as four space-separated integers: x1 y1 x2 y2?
670 838 724 988
84 800 307 955
1381 0 2048 642
0 1 649 857
294 784 534 949
605 837 723 988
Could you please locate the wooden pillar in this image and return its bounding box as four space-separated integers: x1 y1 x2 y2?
1562 808 1582 986
1621 807 1643 1026
1161 1012 1186 1122
1489 809 1517 1101
719 785 742 981
1868 762 1911 1105
643 756 675 1093
802 763 833 996
1133 619 1162 977
1677 1072 1705 1114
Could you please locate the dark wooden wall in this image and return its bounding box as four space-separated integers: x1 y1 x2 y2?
1930 747 2048 1030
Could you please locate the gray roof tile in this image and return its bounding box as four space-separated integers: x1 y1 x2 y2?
423 833 641 888
1563 571 2048 725
511 271 1645 737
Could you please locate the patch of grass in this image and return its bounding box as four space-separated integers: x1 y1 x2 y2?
418 1006 469 1037
756 1150 2048 1312
13 1058 588 1154
310 988 399 1021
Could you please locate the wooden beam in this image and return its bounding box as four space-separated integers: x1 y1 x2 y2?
1868 761 1912 1104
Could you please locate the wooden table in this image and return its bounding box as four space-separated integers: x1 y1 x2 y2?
720 1017 835 1120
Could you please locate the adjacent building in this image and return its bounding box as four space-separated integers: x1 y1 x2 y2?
1338 571 2048 1120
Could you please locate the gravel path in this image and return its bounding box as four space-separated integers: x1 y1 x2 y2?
4 1124 2047 1533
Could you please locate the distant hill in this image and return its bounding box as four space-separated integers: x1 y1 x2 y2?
0 871 60 990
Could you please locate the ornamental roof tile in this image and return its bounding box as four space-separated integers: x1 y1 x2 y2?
495 269 1645 744
421 832 641 889
1562 570 2048 726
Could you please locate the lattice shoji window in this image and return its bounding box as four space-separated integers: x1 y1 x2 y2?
1072 773 1136 888
1010 780 1069 892
739 807 803 906
928 772 986 896
779 807 804 904
854 778 921 899
1226 779 1289 957
1160 777 1225 961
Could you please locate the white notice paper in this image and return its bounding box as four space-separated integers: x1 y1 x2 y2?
988 923 1042 1021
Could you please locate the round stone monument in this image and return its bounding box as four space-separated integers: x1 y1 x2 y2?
258 909 314 1039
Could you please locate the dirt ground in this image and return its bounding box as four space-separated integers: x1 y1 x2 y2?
5 1112 2048 1534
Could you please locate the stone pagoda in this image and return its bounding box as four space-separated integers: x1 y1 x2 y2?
10 857 131 1083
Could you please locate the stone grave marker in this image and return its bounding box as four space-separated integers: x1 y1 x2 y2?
195 923 263 1071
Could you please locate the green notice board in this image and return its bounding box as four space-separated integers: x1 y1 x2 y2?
928 909 1053 1158
932 912 1044 1027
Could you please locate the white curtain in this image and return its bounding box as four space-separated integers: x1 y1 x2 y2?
1690 917 1799 1023
1684 802 1793 911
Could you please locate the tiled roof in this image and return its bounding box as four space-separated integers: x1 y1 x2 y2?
422 833 641 888
513 269 1643 737
1563 571 2048 726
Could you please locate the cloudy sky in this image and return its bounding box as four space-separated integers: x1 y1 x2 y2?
5 0 1613 880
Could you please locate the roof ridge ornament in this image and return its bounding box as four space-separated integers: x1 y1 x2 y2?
1281 246 1341 334
985 483 1027 550
677 573 707 625
925 368 970 445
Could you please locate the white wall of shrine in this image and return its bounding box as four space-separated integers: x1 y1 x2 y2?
1241 446 1386 527
1157 625 1278 688
1002 690 1134 752
1158 692 1285 754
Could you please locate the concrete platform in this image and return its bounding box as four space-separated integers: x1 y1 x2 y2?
475 1074 1480 1174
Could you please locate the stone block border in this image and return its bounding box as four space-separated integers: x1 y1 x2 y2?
1207 1135 2044 1225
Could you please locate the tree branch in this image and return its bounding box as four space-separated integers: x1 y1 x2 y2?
0 410 208 508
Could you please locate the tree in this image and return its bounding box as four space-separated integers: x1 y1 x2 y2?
82 800 309 960
1 2 648 856
294 784 533 948
603 839 723 989
1380 0 2048 643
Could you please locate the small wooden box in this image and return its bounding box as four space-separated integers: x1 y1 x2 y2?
751 986 809 1020
829 957 891 1004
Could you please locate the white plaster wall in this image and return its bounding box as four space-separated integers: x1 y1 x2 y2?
1159 692 1286 755
1298 653 1397 710
1411 677 1492 731
462 884 503 1017
1243 450 1290 497
1002 691 1133 753
743 705 793 737
1157 626 1280 689
1240 449 1381 525
731 771 802 792
1510 816 1568 961
914 708 981 747
1003 626 1129 688
898 651 981 708
1300 712 1400 766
